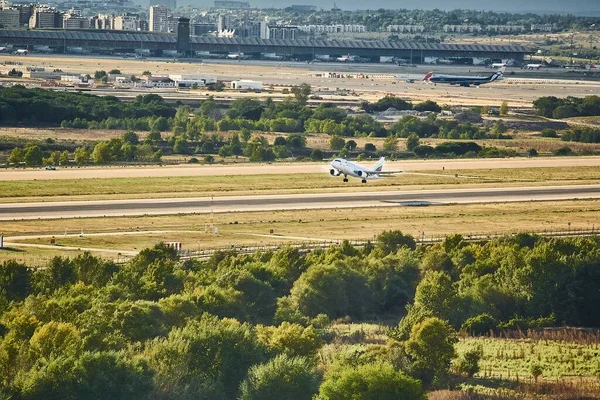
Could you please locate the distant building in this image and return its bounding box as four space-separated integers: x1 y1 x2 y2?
135 75 175 87
214 0 249 9
297 24 366 34
192 23 216 35
217 14 232 32
443 24 482 33
291 5 316 11
149 5 168 32
90 14 114 30
0 3 32 29
114 14 141 31
231 79 262 90
386 24 425 33
268 25 297 39
485 25 525 33
29 6 61 29
168 74 216 87
177 17 190 55
531 23 557 32
63 13 90 29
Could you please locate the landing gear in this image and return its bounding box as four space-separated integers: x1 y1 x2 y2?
343 175 348 183
361 179 367 184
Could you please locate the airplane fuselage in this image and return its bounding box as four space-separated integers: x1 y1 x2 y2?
330 159 379 180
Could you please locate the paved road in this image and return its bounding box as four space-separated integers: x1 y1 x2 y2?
3 157 600 181
2 185 599 221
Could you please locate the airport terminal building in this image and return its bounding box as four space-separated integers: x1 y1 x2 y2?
0 29 530 63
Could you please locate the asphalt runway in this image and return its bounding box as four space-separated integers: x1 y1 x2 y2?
3 157 600 181
1 184 599 221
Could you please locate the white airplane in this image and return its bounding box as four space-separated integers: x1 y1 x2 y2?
336 54 356 62
525 63 542 70
0 47 8 53
226 52 242 60
330 157 399 183
491 61 508 68
13 49 27 55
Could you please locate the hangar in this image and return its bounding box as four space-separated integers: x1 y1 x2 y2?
0 29 530 63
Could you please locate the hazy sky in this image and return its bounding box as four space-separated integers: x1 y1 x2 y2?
189 0 600 13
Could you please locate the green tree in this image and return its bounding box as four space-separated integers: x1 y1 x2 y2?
499 101 509 115
173 137 189 154
94 70 107 80
7 147 23 165
59 150 70 165
406 133 420 151
376 230 416 254
74 146 90 165
0 260 31 302
329 135 345 150
530 363 543 383
454 347 482 378
92 142 112 164
145 314 266 399
239 355 319 400
364 143 377 152
309 149 323 161
291 83 312 104
405 317 457 387
122 131 139 145
316 362 424 400
383 135 399 152
24 145 43 167
256 322 322 358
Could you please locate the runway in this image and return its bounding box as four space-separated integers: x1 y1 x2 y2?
1 184 599 221
3 157 600 181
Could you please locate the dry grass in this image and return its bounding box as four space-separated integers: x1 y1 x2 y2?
3 199 600 263
2 165 600 202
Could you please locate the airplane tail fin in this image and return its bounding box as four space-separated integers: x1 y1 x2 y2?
489 66 506 82
373 157 385 172
423 72 433 81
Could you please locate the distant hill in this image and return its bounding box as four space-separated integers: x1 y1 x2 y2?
185 0 600 14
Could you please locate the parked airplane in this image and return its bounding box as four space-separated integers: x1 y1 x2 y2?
330 157 399 183
525 63 542 70
13 49 27 55
423 66 505 87
491 61 508 68
336 54 356 62
226 52 242 60
0 47 8 53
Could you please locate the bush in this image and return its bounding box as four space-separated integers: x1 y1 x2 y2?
541 128 558 138
316 362 424 400
553 146 573 156
239 355 319 400
309 149 323 161
188 157 199 164
454 347 482 378
461 314 497 336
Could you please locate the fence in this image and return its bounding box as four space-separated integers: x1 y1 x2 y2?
180 227 600 260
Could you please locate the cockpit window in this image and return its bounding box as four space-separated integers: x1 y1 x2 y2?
334 159 342 162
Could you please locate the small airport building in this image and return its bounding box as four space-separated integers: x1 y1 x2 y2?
230 79 263 90
169 74 217 88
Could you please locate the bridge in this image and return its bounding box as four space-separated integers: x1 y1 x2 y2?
0 29 530 62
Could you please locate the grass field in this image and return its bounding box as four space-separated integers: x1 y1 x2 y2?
2 199 600 263
2 166 600 202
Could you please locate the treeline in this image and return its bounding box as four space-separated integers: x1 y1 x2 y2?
1 233 599 397
6 131 162 166
533 95 600 119
560 126 600 143
274 7 595 32
0 86 175 125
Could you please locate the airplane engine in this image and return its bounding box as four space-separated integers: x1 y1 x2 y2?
356 170 363 177
330 169 341 176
